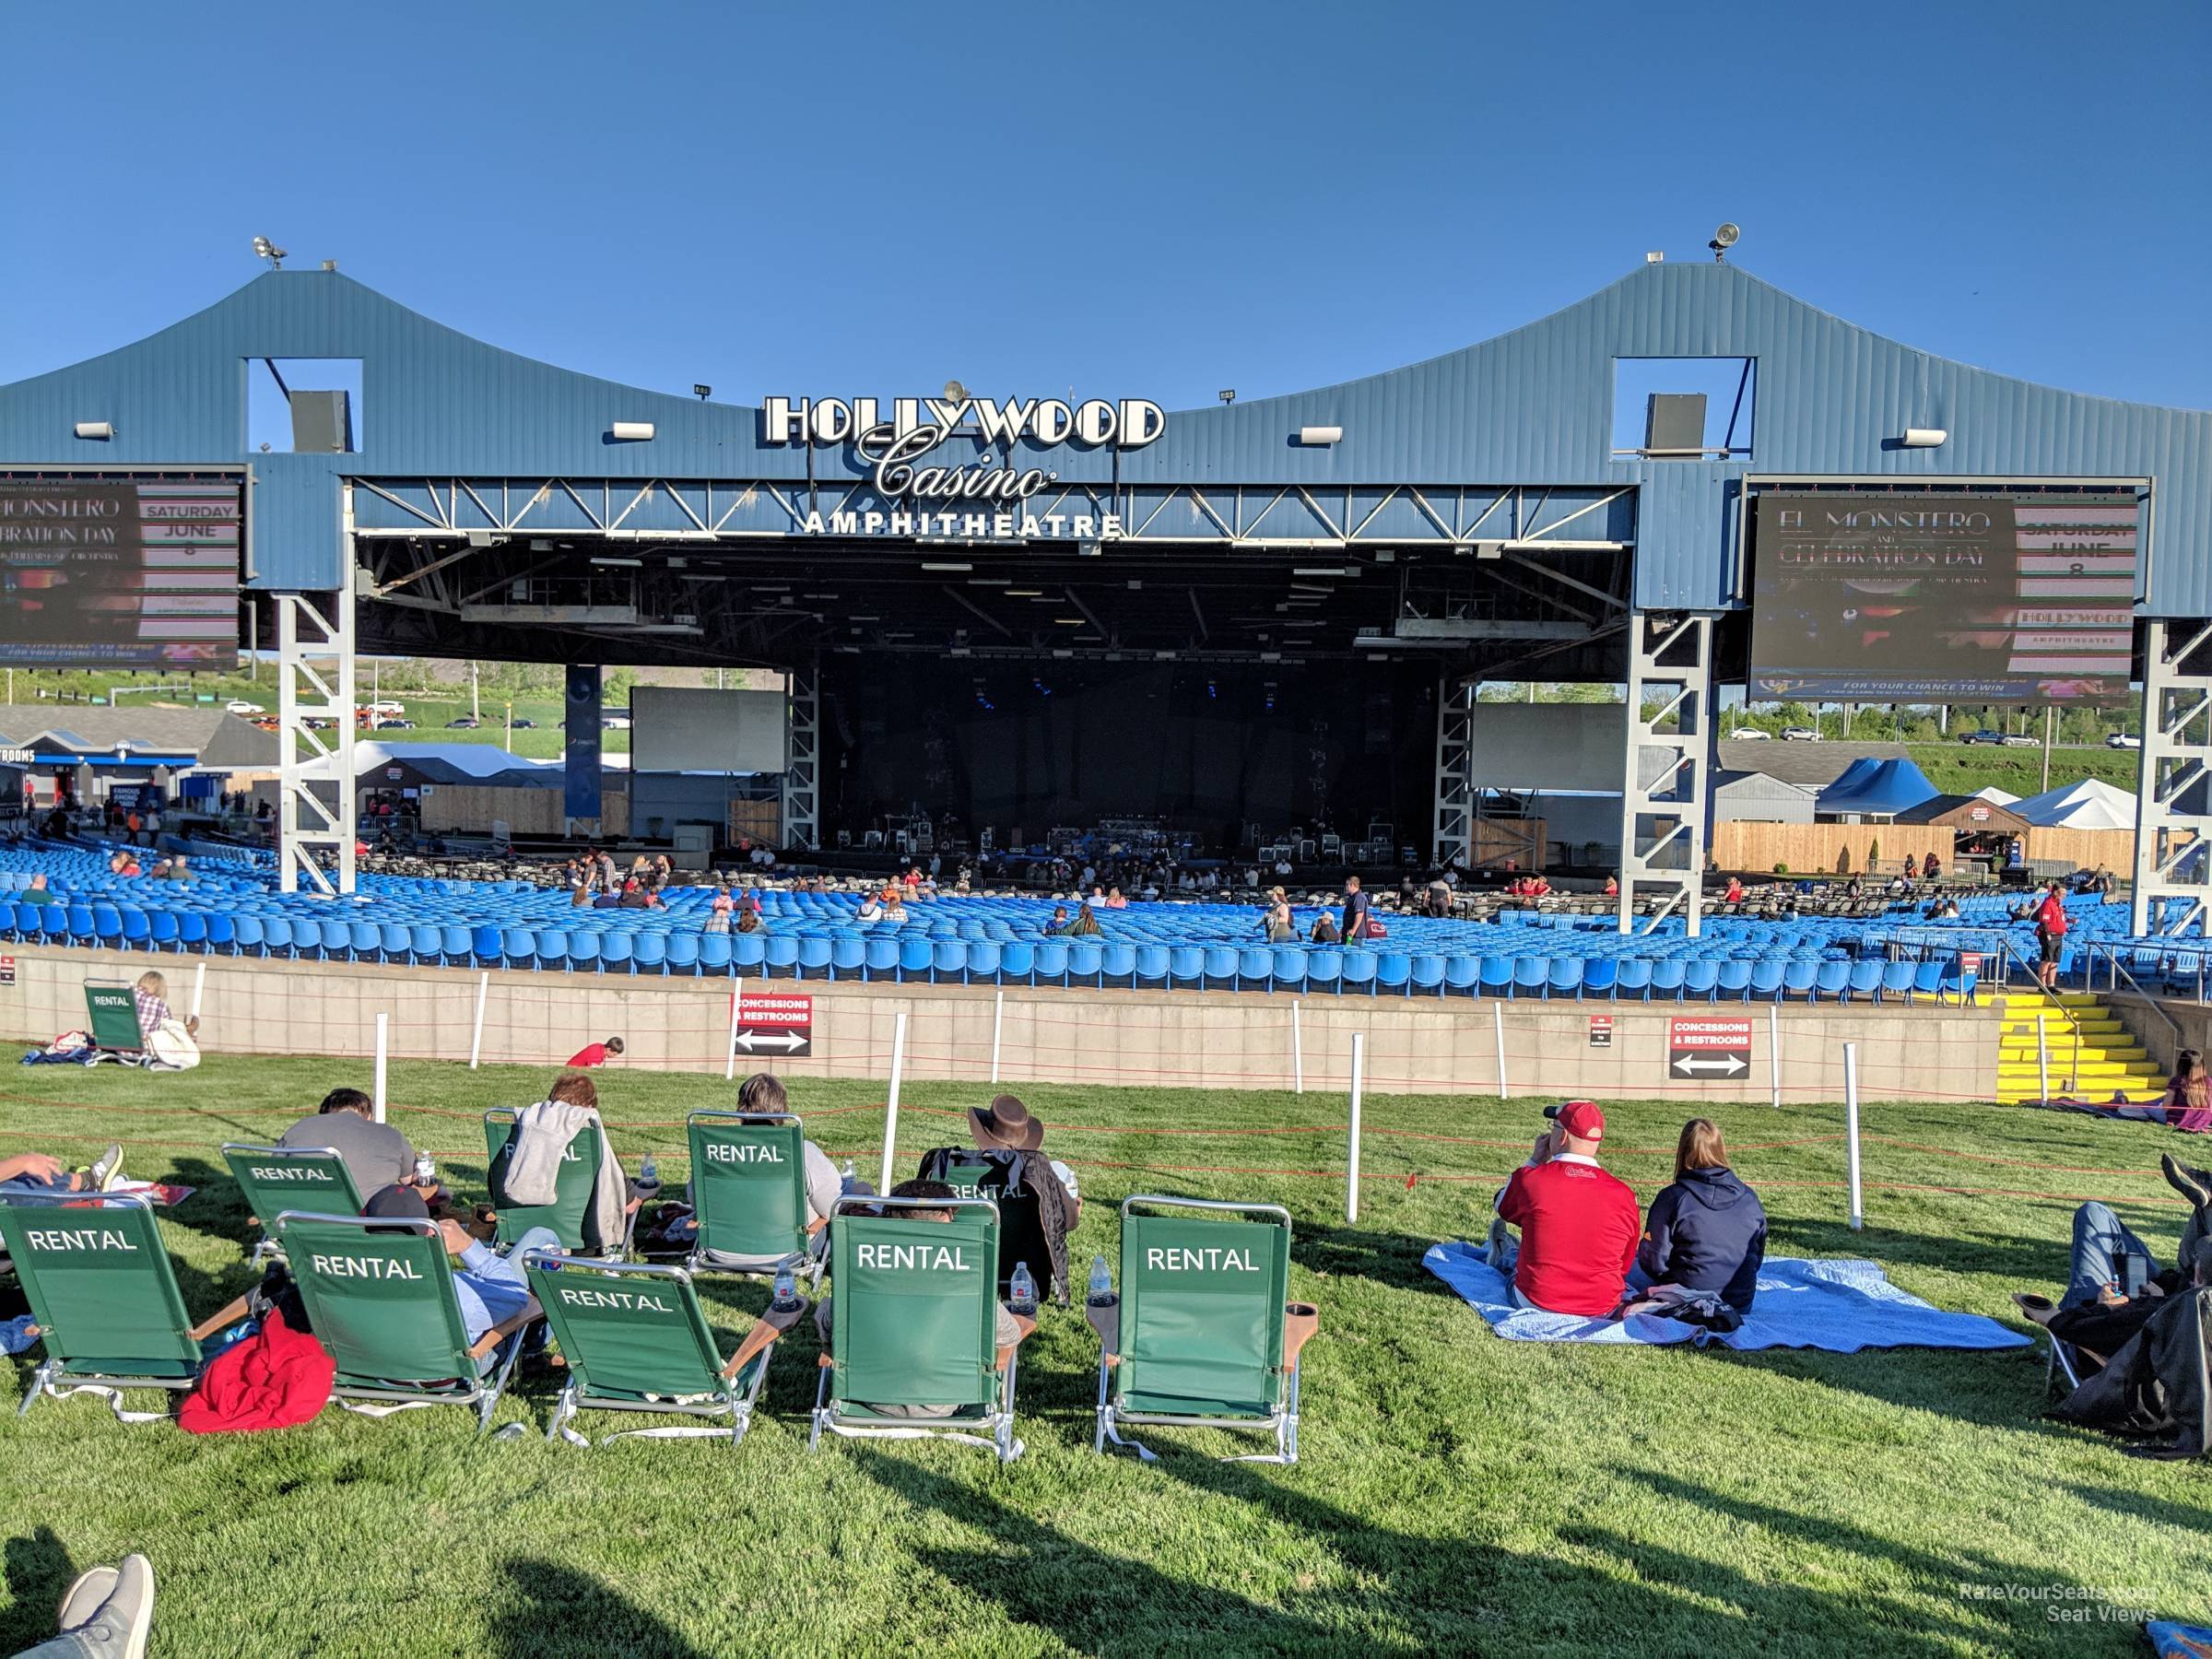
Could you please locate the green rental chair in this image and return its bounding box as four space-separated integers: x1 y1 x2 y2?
482 1108 630 1258
0 1193 243 1422
684 1111 825 1284
221 1142 365 1265
83 982 150 1064
276 1209 531 1433
809 1195 1027 1464
1091 1195 1319 1465
524 1251 791 1447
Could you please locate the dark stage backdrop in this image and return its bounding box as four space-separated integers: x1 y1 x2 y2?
824 659 1435 849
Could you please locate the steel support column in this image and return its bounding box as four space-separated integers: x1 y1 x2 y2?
1431 677 1474 866
2131 618 2212 936
275 584 357 897
782 657 820 852
1618 612 1716 936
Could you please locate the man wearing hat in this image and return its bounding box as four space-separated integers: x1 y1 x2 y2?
1486 1100 1641 1316
969 1094 1080 1226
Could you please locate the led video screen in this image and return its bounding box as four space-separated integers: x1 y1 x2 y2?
630 686 789 774
1748 488 2138 704
0 474 242 667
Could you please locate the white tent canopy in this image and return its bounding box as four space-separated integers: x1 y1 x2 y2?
2009 777 2136 830
1971 784 2021 806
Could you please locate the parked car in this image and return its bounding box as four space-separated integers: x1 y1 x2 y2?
2107 732 2143 749
1729 728 1772 741
2002 734 2039 747
1780 725 1820 741
1961 729 2008 745
602 713 631 730
511 718 537 729
445 716 482 729
376 718 414 730
223 699 265 714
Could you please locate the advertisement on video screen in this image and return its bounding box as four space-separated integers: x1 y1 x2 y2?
1747 489 2138 705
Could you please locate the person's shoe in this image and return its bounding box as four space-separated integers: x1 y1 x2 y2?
56 1564 119 1631
2161 1153 2212 1211
89 1144 124 1192
53 1553 153 1659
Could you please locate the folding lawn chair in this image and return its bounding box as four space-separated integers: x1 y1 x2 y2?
81 982 152 1066
809 1195 1028 1464
220 1142 365 1265
0 1192 243 1422
524 1252 790 1447
482 1107 633 1260
275 1209 533 1434
1091 1195 1320 1465
683 1110 824 1285
916 1146 1060 1300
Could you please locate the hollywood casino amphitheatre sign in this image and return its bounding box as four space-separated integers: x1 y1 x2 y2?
762 395 1166 542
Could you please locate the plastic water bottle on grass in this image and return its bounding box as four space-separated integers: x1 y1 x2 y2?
1087 1253 1115 1306
1009 1261 1038 1315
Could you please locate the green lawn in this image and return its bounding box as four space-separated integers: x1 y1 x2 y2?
1902 745 2138 798
360 698 630 762
0 1057 2204 1655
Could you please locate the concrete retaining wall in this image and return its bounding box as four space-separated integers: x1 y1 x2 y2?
0 944 1999 1106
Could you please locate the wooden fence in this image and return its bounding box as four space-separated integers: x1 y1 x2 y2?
1712 821 1955 876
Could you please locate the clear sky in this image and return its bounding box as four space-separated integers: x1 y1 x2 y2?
5 1 2206 414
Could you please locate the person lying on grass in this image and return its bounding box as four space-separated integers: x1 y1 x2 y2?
2013 1152 2212 1369
1485 1100 1641 1316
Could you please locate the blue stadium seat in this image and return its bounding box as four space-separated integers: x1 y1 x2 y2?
1582 959 1618 998
1880 960 1917 1003
863 936 899 980
933 939 967 983
797 935 831 979
230 914 265 957
203 913 236 955
601 932 634 974
1033 941 1070 984
1236 947 1274 992
1782 960 1818 999
1203 947 1238 990
966 940 1002 981
1133 946 1169 986
536 929 571 971
1846 960 1884 1002
569 929 603 972
632 933 668 975
1479 956 1513 998
1512 958 1549 998
1911 960 1944 1004
500 928 536 970
347 921 380 960
1410 954 1445 995
1749 962 1785 1000
830 935 865 980
147 910 182 952
1339 950 1376 994
1001 940 1036 983
899 936 935 980
1305 949 1343 994
92 904 124 948
1445 954 1480 995
66 904 97 946
1683 961 1722 1000
1167 947 1205 990
319 919 352 960
1814 961 1850 1001
765 935 800 978
1649 960 1688 999
1375 952 1411 995
1101 944 1136 987
1717 961 1754 1000
1273 947 1310 993
1546 958 1583 999
1615 959 1653 1000
699 932 734 975
379 923 412 961
441 924 473 963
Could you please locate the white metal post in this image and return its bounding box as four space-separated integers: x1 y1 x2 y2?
1493 1000 1510 1100
724 985 745 1082
990 989 1005 1084
190 960 206 1024
468 971 488 1070
1291 1002 1304 1094
1842 1041 1864 1231
2036 1011 2051 1103
372 1012 389 1125
879 1006 909 1193
1346 1032 1365 1223
1768 1004 1782 1108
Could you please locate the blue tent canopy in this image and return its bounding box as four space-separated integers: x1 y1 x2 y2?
1817 757 1939 818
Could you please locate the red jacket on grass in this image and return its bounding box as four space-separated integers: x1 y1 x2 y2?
1497 1155 1641 1315
179 1306 334 1433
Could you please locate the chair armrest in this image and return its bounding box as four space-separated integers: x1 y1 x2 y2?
994 1309 1039 1372
187 1293 254 1343
721 1297 811 1380
468 1295 543 1361
1085 1300 1122 1365
1284 1301 1320 1369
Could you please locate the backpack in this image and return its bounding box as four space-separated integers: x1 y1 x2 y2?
915 1147 1075 1302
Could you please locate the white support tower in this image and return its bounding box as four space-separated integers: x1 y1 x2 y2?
276 587 357 896
782 655 820 852
2131 618 2212 936
1617 612 1715 936
1431 677 1475 866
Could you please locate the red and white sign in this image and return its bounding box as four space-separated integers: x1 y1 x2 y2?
0 955 14 988
732 991 812 1057
1666 1015 1752 1080
1588 1014 1613 1049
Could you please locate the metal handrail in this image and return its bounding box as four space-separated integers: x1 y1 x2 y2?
2085 940 2185 1060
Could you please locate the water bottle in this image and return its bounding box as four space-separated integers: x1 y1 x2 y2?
1009 1260 1038 1315
1087 1253 1115 1306
771 1265 800 1311
841 1158 856 1182
637 1155 661 1197
413 1154 436 1186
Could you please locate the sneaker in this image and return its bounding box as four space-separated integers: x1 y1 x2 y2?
56 1564 119 1630
90 1145 124 1192
53 1553 153 1659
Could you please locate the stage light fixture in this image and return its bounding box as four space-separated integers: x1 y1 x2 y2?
1900 428 1948 448
251 235 287 268
73 421 113 441
693 384 712 400
1218 389 1236 404
921 561 972 571
1709 221 1740 260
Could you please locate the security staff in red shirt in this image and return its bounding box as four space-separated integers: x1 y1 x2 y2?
1488 1100 1641 1315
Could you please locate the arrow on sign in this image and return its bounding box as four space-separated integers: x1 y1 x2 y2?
734 1030 808 1053
1673 1053 1748 1077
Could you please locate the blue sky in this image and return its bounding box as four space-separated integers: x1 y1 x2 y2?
5 1 2207 414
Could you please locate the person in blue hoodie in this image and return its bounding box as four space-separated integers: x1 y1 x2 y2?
1631 1118 1768 1313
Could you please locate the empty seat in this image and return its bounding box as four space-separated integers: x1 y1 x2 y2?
1512 958 1549 998
1444 954 1481 995
1748 962 1785 1000
1846 960 1884 1002
1717 961 1755 1000
1305 949 1343 994
1582 959 1618 998
1815 960 1851 1001
1880 960 1917 1002
1615 959 1653 1000
1547 959 1583 999
1649 960 1688 999
1410 954 1446 995
698 932 734 975
632 933 668 975
1339 951 1376 994
1479 957 1514 997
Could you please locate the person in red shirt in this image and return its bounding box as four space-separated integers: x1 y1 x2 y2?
1724 875 1745 905
566 1036 626 1068
2034 879 2070 991
1487 1100 1641 1315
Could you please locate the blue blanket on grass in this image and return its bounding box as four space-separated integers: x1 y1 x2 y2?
1422 1242 2030 1352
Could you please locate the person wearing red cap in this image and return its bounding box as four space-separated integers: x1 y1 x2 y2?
1487 1100 1641 1316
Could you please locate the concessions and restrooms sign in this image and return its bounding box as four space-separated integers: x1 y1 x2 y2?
1666 1016 1752 1081
763 395 1166 543
731 990 813 1058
